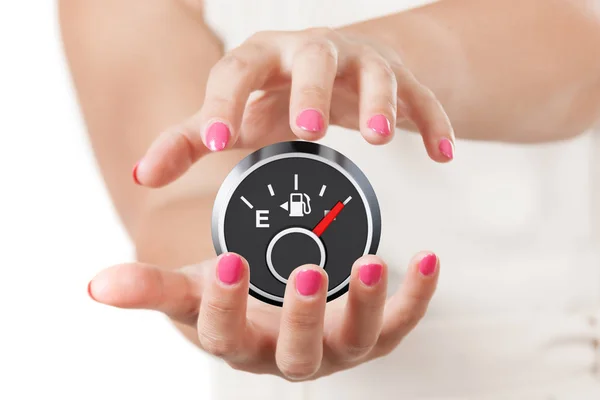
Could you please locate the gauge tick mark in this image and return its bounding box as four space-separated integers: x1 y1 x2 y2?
319 185 327 197
240 196 253 209
268 184 275 196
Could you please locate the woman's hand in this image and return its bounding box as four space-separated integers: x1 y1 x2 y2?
88 251 439 381
134 28 455 188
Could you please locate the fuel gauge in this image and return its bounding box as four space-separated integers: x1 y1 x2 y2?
212 141 381 306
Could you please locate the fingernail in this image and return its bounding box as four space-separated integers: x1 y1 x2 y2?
358 263 383 286
87 280 96 300
296 109 324 133
439 138 454 160
296 269 322 296
217 254 243 285
367 115 391 136
419 254 438 276
132 161 141 185
205 121 230 151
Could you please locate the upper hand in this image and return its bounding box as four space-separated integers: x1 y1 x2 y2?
88 252 439 381
133 28 455 187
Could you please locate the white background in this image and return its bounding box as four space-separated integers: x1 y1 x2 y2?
0 3 212 399
2 1 600 399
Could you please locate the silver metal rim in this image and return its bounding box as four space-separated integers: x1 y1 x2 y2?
212 141 381 303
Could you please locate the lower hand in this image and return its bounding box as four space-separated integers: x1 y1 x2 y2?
88 251 439 381
133 28 455 188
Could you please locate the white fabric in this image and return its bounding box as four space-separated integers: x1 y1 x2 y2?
203 1 600 398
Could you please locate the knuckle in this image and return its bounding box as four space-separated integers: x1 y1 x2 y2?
339 341 374 361
204 298 239 318
239 41 270 57
363 56 396 82
369 94 397 114
410 84 438 109
355 43 378 58
198 331 238 357
202 93 232 110
297 39 338 64
226 360 250 372
282 311 320 333
299 84 330 102
196 302 240 356
394 62 414 78
355 43 377 58
419 86 438 104
213 52 251 76
278 358 320 381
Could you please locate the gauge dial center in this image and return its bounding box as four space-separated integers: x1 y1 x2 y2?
266 227 326 284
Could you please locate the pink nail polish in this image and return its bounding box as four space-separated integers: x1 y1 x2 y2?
217 254 243 285
439 138 454 160
367 115 391 136
296 269 322 296
359 263 382 286
358 264 383 286
296 109 324 133
132 161 141 185
205 121 230 151
418 254 438 276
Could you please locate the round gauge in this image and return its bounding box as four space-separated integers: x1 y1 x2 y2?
212 141 381 306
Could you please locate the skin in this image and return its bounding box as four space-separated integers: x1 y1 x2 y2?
60 0 600 382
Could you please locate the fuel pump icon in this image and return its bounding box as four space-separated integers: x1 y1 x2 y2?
288 193 311 217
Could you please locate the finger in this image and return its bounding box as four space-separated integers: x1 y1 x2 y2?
325 255 388 362
276 266 328 380
133 40 280 188
358 52 397 145
197 253 256 363
376 252 440 355
199 39 281 150
133 122 207 188
289 37 338 140
394 63 456 162
87 261 203 324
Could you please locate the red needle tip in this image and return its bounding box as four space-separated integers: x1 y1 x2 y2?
312 201 344 237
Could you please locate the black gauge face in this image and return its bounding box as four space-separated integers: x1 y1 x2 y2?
212 141 381 306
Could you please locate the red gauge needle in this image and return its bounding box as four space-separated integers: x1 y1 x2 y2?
312 201 344 237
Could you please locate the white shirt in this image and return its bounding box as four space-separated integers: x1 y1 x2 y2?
203 1 600 398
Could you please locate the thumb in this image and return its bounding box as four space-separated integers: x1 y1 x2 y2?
87 258 215 324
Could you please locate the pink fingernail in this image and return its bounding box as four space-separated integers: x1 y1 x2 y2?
132 161 141 185
296 269 322 296
296 109 324 133
217 254 243 285
205 121 230 151
418 254 438 276
367 115 391 136
439 138 454 160
359 263 382 286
